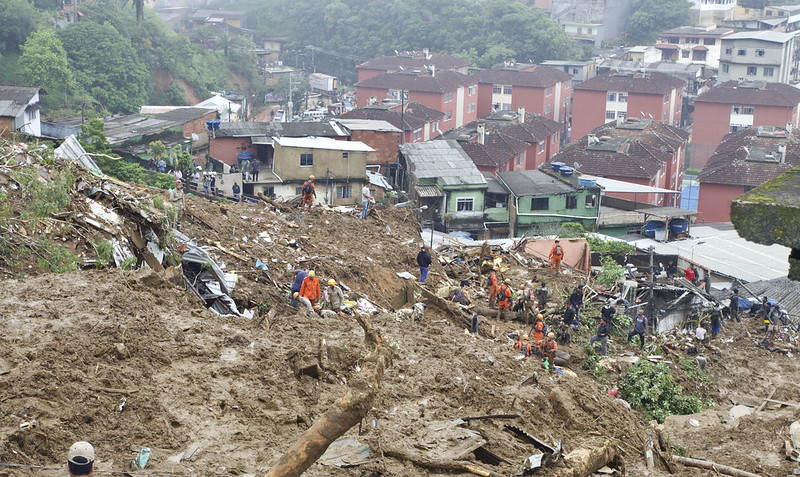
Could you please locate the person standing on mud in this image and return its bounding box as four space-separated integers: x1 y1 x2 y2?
569 284 584 321
416 245 432 283
302 175 316 208
627 309 648 350
590 317 610 356
67 441 95 476
487 269 498 308
497 279 513 320
300 270 321 305
729 287 740 322
601 299 616 328
326 279 345 312
549 239 564 272
537 282 548 310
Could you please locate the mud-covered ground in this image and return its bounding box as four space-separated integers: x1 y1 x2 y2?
2 154 800 477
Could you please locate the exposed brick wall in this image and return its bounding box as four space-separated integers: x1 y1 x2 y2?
349 130 400 168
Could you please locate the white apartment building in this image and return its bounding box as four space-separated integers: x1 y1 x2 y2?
718 31 799 84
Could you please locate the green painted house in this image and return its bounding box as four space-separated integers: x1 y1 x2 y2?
399 140 491 237
497 169 600 237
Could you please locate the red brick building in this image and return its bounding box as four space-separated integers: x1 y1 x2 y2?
471 65 572 128
572 72 684 142
697 126 800 223
356 50 469 83
336 119 402 174
339 101 445 144
441 108 562 174
690 81 800 168
545 118 689 206
355 70 479 131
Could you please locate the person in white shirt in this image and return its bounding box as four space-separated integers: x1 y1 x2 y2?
360 185 374 219
695 322 707 345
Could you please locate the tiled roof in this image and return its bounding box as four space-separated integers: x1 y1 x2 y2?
358 52 468 72
498 169 576 196
575 72 684 94
738 277 800 318
151 107 218 122
698 127 800 186
545 120 688 180
216 122 280 138
471 66 571 88
400 140 487 187
694 81 800 107
442 112 562 170
279 120 349 138
339 102 443 131
0 85 42 117
356 70 476 93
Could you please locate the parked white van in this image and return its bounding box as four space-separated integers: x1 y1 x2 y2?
302 109 326 122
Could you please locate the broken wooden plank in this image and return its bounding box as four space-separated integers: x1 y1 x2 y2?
669 455 761 477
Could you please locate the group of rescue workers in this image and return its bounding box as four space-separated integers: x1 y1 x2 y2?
289 267 349 315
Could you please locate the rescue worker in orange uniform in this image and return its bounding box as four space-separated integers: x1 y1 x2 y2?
533 314 547 345
487 269 498 308
299 270 321 304
541 332 558 370
301 175 316 208
549 239 564 272
497 278 513 320
514 333 532 357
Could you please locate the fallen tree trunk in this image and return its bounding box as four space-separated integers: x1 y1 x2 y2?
554 442 620 477
264 313 394 477
383 447 503 477
669 455 762 477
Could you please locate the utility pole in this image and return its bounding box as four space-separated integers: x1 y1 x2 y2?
648 245 655 326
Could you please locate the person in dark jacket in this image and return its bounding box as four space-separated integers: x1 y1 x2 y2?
232 182 241 202
569 284 584 320
290 269 308 306
729 288 740 322
416 245 432 283
537 282 549 309
590 318 610 356
601 299 616 327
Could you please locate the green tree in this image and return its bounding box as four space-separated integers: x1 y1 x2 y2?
78 119 111 154
59 21 149 114
0 0 46 54
624 0 692 44
148 140 166 162
19 30 73 89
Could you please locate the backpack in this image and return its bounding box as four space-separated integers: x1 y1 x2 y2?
485 275 492 288
303 181 313 194
554 244 563 257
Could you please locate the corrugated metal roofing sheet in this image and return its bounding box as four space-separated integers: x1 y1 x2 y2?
274 136 374 152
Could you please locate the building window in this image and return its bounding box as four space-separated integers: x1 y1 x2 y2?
492 84 502 94
545 103 552 114
546 86 553 96
767 9 773 15
516 153 524 167
755 49 765 57
742 106 754 114
704 38 715 45
606 110 616 119
433 120 440 131
724 47 732 54
531 197 549 210
263 186 275 197
467 102 476 113
687 37 699 44
445 110 452 121
585 194 596 208
607 92 616 101
456 197 474 211
413 128 422 141
587 28 593 34
693 50 707 61
538 141 545 153
681 50 690 58
468 85 476 96
664 94 670 103
342 152 349 158
746 66 757 76
503 85 512 94
444 91 453 103
722 63 729 73
565 79 571 89
300 153 313 166
662 111 668 120
553 132 558 143
566 195 578 209
618 111 627 119
730 124 741 132
667 36 679 43
336 185 352 199
764 67 775 76
619 92 628 102
387 89 408 101
737 48 746 56
501 103 511 110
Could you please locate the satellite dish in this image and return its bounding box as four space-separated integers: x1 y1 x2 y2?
573 162 581 170
191 133 199 141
